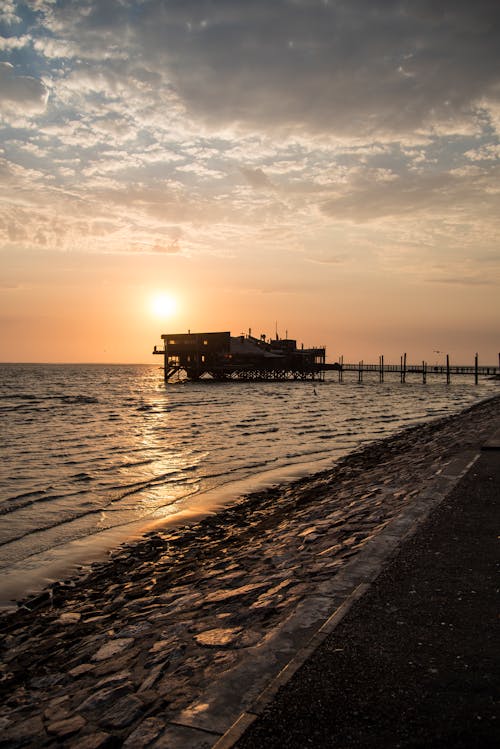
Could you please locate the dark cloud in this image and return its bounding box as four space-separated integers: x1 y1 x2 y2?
130 0 500 135
240 167 274 189
0 62 48 113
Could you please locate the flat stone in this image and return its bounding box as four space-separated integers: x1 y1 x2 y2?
95 669 132 689
99 694 143 729
138 662 167 693
115 622 152 637
69 663 95 678
71 731 113 749
194 627 242 647
58 612 82 624
0 715 46 748
123 716 165 747
44 704 71 723
79 683 132 713
92 638 134 662
30 672 65 688
149 639 175 654
204 582 268 604
47 714 86 737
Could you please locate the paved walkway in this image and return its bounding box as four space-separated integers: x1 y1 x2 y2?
233 440 499 748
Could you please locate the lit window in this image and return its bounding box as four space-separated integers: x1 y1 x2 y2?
203 340 208 345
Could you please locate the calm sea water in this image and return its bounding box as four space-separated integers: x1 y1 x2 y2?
0 363 497 605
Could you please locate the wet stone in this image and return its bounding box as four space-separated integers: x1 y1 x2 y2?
69 663 95 678
138 661 167 692
79 683 132 714
47 713 86 737
95 669 132 689
123 716 165 747
194 627 242 647
99 694 144 729
0 715 46 748
71 731 113 749
58 612 82 625
92 637 134 662
203 582 268 603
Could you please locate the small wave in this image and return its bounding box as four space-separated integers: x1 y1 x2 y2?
60 395 99 405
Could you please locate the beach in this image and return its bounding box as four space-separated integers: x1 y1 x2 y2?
1 394 499 748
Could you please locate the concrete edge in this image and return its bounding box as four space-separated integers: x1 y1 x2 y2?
209 450 480 749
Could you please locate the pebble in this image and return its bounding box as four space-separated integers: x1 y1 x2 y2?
92 638 135 662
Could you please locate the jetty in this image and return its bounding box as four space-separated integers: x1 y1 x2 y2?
153 331 326 381
334 353 499 384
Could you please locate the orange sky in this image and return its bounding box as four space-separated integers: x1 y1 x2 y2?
1 2 499 365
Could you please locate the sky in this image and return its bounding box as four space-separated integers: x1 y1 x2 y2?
0 0 499 365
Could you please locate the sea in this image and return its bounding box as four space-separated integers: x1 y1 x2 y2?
1 363 497 608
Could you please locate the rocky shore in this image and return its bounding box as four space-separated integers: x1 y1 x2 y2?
1 395 499 749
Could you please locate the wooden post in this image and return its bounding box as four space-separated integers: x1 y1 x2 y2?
359 361 363 383
422 360 426 384
379 355 384 382
403 352 407 384
339 355 343 382
475 353 478 385
446 354 450 384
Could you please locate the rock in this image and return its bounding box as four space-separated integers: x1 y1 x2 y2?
43 703 71 723
123 716 165 747
71 731 113 749
92 638 134 661
138 662 167 693
115 622 152 637
69 663 95 678
29 672 65 689
149 639 175 654
58 612 82 624
79 683 132 713
204 582 268 603
194 627 242 647
99 694 143 729
47 714 86 737
95 669 132 689
0 715 46 748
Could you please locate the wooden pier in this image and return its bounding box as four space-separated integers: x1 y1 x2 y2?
332 354 499 385
153 331 326 382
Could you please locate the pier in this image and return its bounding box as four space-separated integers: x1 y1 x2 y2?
153 333 499 385
153 331 326 381
333 353 499 384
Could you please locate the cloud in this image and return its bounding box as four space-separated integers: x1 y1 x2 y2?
0 62 49 116
0 0 498 273
321 167 500 223
126 0 500 137
0 1 21 26
240 167 274 190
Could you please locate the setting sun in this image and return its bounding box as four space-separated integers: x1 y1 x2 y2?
150 293 177 319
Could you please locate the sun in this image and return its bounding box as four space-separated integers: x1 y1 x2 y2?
150 293 177 318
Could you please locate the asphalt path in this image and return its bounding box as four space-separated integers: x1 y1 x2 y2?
235 445 499 748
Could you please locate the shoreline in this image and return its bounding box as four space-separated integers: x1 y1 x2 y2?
1 394 499 747
2 372 498 609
